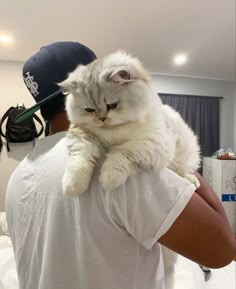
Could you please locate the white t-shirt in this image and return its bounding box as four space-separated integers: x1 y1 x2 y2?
5 132 195 289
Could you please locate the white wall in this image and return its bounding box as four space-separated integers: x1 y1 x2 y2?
151 74 235 150
234 83 236 151
0 61 43 211
0 63 235 211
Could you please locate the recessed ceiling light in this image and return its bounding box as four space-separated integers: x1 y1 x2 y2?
0 35 13 43
173 54 187 65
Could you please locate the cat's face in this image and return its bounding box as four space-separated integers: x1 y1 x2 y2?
60 51 153 128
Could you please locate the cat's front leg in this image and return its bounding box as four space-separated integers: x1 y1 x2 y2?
99 149 133 191
62 128 101 197
63 154 95 197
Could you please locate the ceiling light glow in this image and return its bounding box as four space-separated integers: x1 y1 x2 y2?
0 35 12 43
174 54 187 65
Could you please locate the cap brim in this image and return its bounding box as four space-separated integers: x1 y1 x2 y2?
15 89 63 123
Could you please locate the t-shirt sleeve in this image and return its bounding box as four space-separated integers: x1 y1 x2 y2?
109 168 196 250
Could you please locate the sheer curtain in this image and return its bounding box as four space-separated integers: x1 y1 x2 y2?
159 93 220 158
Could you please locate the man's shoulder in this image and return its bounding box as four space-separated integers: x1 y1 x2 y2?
35 132 67 151
128 167 189 188
108 167 195 211
28 132 67 159
7 132 67 191
14 132 67 173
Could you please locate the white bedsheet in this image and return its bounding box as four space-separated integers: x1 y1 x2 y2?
173 255 206 289
205 262 236 289
0 236 19 289
173 254 235 289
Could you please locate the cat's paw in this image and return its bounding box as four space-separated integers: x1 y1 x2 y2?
99 161 128 191
62 169 92 197
185 173 200 189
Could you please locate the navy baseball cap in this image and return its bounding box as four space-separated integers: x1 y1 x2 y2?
16 41 96 123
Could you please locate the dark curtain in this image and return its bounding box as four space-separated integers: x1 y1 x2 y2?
159 93 220 158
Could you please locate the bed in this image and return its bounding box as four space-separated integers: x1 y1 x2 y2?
0 212 18 289
0 212 235 289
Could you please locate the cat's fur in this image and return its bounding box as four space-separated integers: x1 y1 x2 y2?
60 51 201 289
60 51 200 197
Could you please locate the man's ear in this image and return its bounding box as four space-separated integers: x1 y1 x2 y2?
107 67 134 84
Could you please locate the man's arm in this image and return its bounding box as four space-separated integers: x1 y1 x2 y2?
159 172 236 268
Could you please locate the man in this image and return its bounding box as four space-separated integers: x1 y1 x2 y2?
5 41 236 289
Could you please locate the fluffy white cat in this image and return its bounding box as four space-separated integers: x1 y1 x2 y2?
60 51 201 289
60 51 200 197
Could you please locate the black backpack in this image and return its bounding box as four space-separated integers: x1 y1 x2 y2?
0 105 44 151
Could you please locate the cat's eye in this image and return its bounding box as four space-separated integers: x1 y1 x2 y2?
85 108 96 113
107 102 119 110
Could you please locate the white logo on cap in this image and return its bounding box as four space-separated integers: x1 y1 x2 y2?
24 72 39 97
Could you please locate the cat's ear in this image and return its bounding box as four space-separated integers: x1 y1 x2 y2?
58 66 84 93
59 78 78 93
107 67 134 84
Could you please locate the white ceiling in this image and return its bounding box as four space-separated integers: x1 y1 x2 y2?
0 0 235 81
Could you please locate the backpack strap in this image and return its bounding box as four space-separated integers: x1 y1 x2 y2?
0 107 14 138
32 114 44 137
0 135 2 152
6 141 10 152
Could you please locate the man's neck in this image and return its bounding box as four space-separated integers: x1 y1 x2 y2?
49 112 70 135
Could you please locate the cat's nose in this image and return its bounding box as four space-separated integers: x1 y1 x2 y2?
99 117 106 122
